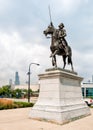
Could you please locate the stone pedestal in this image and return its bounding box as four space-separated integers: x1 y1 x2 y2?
29 68 90 124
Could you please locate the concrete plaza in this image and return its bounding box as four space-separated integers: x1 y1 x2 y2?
0 107 93 130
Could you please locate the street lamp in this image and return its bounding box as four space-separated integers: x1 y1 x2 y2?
27 63 40 102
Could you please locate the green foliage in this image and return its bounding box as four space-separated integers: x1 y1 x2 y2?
14 101 34 108
12 89 22 98
0 87 3 95
87 96 93 99
0 85 11 98
0 85 38 99
0 85 27 98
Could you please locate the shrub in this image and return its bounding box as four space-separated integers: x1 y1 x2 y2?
0 98 34 110
0 98 13 109
14 101 34 108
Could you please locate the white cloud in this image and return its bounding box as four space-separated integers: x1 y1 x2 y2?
50 0 82 15
72 49 93 82
0 31 51 86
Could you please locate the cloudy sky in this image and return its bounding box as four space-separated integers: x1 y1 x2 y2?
0 0 93 86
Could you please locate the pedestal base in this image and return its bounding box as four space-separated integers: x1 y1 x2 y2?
29 68 91 124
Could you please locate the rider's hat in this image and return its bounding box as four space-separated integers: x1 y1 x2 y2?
58 23 64 28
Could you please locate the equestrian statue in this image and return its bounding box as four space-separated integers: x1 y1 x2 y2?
43 6 74 71
43 21 74 71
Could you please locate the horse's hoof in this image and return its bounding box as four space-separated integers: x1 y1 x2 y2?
55 65 57 68
50 54 53 58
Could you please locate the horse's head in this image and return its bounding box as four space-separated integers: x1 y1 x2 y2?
43 23 55 37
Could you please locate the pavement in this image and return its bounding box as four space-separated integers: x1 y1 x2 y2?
0 107 93 130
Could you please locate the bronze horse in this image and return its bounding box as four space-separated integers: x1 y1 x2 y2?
43 23 74 71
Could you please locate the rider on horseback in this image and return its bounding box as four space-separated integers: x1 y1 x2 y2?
43 21 74 70
58 23 69 56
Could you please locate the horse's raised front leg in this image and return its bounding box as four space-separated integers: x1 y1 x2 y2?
50 50 58 58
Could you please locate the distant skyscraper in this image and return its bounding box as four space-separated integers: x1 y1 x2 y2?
9 79 13 86
15 72 20 85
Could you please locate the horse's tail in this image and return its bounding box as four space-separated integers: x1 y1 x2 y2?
67 46 72 64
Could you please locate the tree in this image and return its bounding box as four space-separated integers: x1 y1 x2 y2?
0 87 3 97
0 85 11 98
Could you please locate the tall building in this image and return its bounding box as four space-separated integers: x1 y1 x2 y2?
9 79 12 86
14 72 20 85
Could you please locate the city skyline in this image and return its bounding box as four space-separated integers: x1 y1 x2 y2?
0 0 93 86
14 71 20 85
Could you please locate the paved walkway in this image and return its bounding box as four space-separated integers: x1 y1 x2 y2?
0 108 93 130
